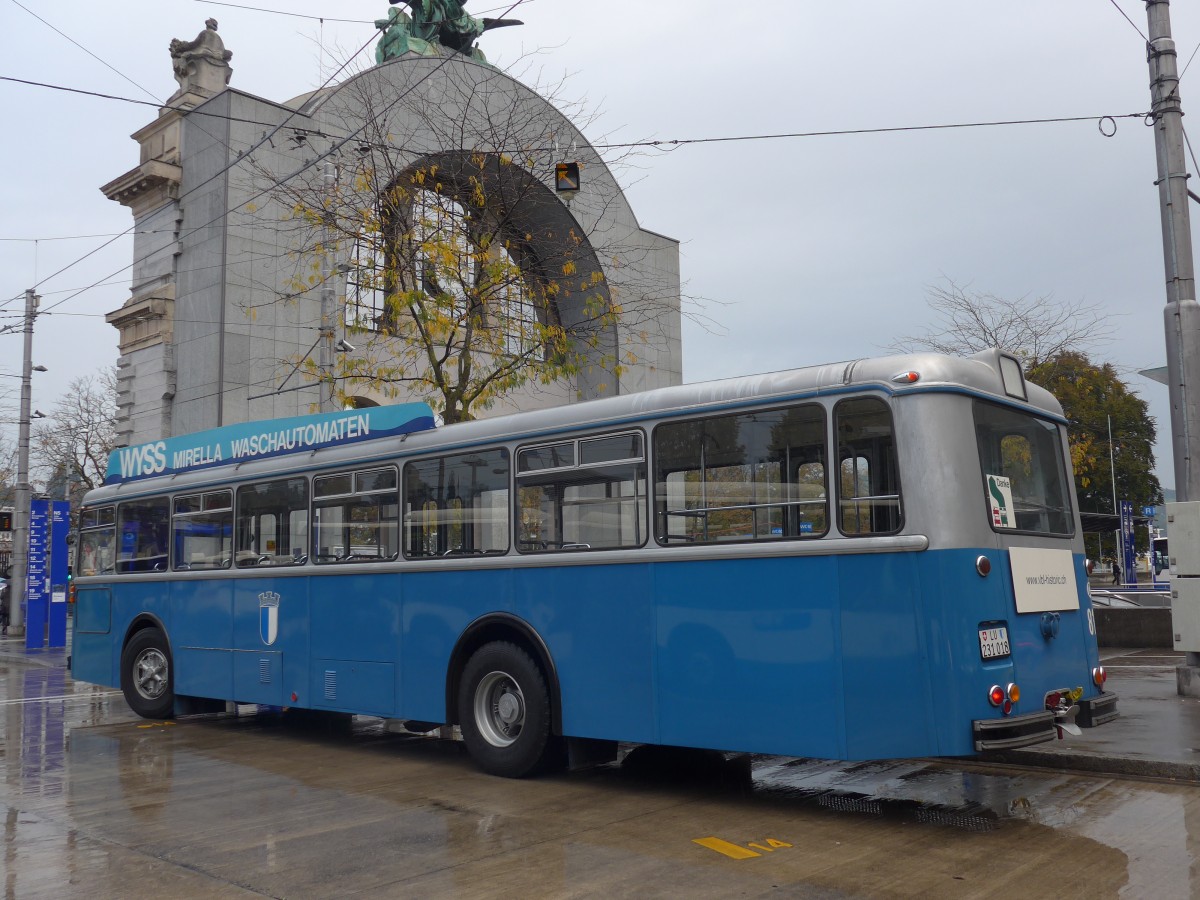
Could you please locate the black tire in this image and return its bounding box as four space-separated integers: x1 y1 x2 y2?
458 641 552 778
120 627 175 719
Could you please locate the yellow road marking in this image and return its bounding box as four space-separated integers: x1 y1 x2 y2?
693 837 761 859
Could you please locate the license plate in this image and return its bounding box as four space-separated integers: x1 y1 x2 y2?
979 626 1010 659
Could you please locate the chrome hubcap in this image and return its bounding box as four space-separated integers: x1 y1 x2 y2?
134 648 168 701
474 671 525 747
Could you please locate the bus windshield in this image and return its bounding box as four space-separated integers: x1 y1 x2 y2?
973 400 1073 536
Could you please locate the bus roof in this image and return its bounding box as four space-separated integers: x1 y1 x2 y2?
89 348 1058 501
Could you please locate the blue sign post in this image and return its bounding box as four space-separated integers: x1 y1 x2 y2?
48 501 69 648
1120 500 1138 587
24 499 49 650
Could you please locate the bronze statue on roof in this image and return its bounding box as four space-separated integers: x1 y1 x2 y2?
376 0 522 62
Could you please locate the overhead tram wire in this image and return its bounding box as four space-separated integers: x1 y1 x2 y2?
24 24 384 308
1 75 1153 156
0 78 333 131
17 1 1129 322
31 0 532 319
194 0 532 24
1106 0 1148 42
7 0 161 103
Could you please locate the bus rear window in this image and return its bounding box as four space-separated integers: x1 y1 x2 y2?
973 400 1073 536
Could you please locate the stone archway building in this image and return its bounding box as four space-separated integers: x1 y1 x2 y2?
103 24 681 445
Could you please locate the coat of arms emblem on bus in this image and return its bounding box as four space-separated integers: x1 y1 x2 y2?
259 591 280 645
986 474 1014 529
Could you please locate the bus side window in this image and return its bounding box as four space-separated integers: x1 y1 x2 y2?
116 497 170 573
235 477 309 567
653 403 827 545
835 397 902 536
403 449 509 558
172 490 233 570
516 432 647 552
313 467 398 563
79 506 116 576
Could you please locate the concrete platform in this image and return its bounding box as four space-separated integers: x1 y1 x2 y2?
987 647 1200 782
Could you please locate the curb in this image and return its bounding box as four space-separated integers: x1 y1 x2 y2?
984 748 1200 783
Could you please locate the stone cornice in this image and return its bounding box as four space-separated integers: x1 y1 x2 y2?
107 285 175 353
101 159 181 217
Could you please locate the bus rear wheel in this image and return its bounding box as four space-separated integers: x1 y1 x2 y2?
120 627 174 719
458 641 551 778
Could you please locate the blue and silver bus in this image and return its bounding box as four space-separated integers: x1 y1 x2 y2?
71 349 1116 777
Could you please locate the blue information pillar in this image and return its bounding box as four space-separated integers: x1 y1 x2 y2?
48 501 69 648
24 499 49 650
1120 500 1138 587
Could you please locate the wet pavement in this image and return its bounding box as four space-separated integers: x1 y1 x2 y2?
2 634 1200 897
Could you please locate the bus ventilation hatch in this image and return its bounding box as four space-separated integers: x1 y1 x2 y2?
324 670 337 700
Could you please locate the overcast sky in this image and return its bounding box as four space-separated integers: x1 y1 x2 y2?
1 0 1196 494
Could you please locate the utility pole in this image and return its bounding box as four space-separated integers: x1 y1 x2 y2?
1147 1 1200 679
1147 0 1200 501
9 288 38 637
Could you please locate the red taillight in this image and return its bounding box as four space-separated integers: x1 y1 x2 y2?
989 685 1005 706
1092 666 1107 686
1002 699 1013 715
976 555 991 577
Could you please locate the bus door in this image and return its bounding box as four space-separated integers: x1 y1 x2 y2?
230 477 309 706
168 490 237 700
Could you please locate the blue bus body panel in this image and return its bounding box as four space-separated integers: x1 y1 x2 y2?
839 552 932 759
78 544 1104 762
170 578 233 700
917 548 1102 756
402 568 515 724
519 563 655 744
72 587 114 688
656 555 843 758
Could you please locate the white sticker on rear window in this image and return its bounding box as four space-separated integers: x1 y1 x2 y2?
986 474 1015 529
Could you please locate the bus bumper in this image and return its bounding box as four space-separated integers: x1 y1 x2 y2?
972 710 1056 751
1078 690 1119 728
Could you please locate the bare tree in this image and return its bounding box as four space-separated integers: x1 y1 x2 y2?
888 278 1113 366
33 369 118 510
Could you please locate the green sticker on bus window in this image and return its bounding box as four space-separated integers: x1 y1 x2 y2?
987 474 1014 528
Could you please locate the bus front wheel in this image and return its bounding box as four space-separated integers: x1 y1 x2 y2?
458 641 551 778
120 627 175 719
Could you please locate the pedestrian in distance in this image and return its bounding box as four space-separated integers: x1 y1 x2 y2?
1111 558 1120 586
0 581 9 635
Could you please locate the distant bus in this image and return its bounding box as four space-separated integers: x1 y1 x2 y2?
1152 536 1172 586
70 349 1116 777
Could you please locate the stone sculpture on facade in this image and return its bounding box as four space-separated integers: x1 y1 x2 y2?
376 0 521 64
167 18 233 106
